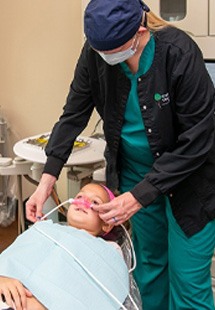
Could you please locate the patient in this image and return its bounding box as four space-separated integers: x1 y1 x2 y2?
0 183 129 310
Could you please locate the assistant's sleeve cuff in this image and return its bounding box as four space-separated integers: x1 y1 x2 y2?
130 179 161 207
43 156 65 179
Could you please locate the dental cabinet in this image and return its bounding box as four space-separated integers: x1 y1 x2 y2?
146 0 215 59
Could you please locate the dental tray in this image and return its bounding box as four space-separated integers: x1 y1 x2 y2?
25 134 91 153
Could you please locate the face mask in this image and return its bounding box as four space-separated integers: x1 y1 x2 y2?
98 36 139 66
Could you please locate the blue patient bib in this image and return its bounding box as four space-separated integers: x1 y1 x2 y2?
0 221 129 309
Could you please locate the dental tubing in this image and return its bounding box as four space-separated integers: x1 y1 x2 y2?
40 198 74 221
40 199 137 274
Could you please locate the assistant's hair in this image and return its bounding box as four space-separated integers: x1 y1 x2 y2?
142 10 173 32
144 10 170 32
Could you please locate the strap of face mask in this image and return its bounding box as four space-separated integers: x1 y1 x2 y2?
139 0 150 13
139 1 150 27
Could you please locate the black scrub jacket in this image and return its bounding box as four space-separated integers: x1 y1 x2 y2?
44 26 215 237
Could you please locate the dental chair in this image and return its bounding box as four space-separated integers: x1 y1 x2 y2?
103 224 142 309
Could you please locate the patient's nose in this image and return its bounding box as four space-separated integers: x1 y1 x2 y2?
72 198 92 209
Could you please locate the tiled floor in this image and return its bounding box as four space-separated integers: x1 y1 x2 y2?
0 219 18 253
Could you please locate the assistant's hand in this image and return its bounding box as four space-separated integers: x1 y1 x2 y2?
26 173 56 222
92 191 142 225
0 276 32 310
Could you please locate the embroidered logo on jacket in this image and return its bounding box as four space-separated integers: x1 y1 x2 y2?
154 92 170 108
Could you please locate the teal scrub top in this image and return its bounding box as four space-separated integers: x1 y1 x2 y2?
119 34 155 193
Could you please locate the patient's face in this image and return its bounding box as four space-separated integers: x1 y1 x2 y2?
67 183 110 236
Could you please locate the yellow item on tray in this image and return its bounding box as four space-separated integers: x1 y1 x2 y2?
25 135 90 152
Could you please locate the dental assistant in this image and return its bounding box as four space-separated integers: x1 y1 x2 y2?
26 0 215 309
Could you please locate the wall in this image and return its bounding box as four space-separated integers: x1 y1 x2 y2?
0 1 97 201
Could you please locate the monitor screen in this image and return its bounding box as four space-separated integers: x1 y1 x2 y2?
205 62 215 86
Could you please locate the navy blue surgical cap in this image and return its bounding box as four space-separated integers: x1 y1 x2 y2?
84 0 149 51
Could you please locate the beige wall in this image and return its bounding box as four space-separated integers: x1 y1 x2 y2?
0 1 98 201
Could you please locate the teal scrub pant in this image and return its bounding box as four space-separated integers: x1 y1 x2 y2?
131 198 215 310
